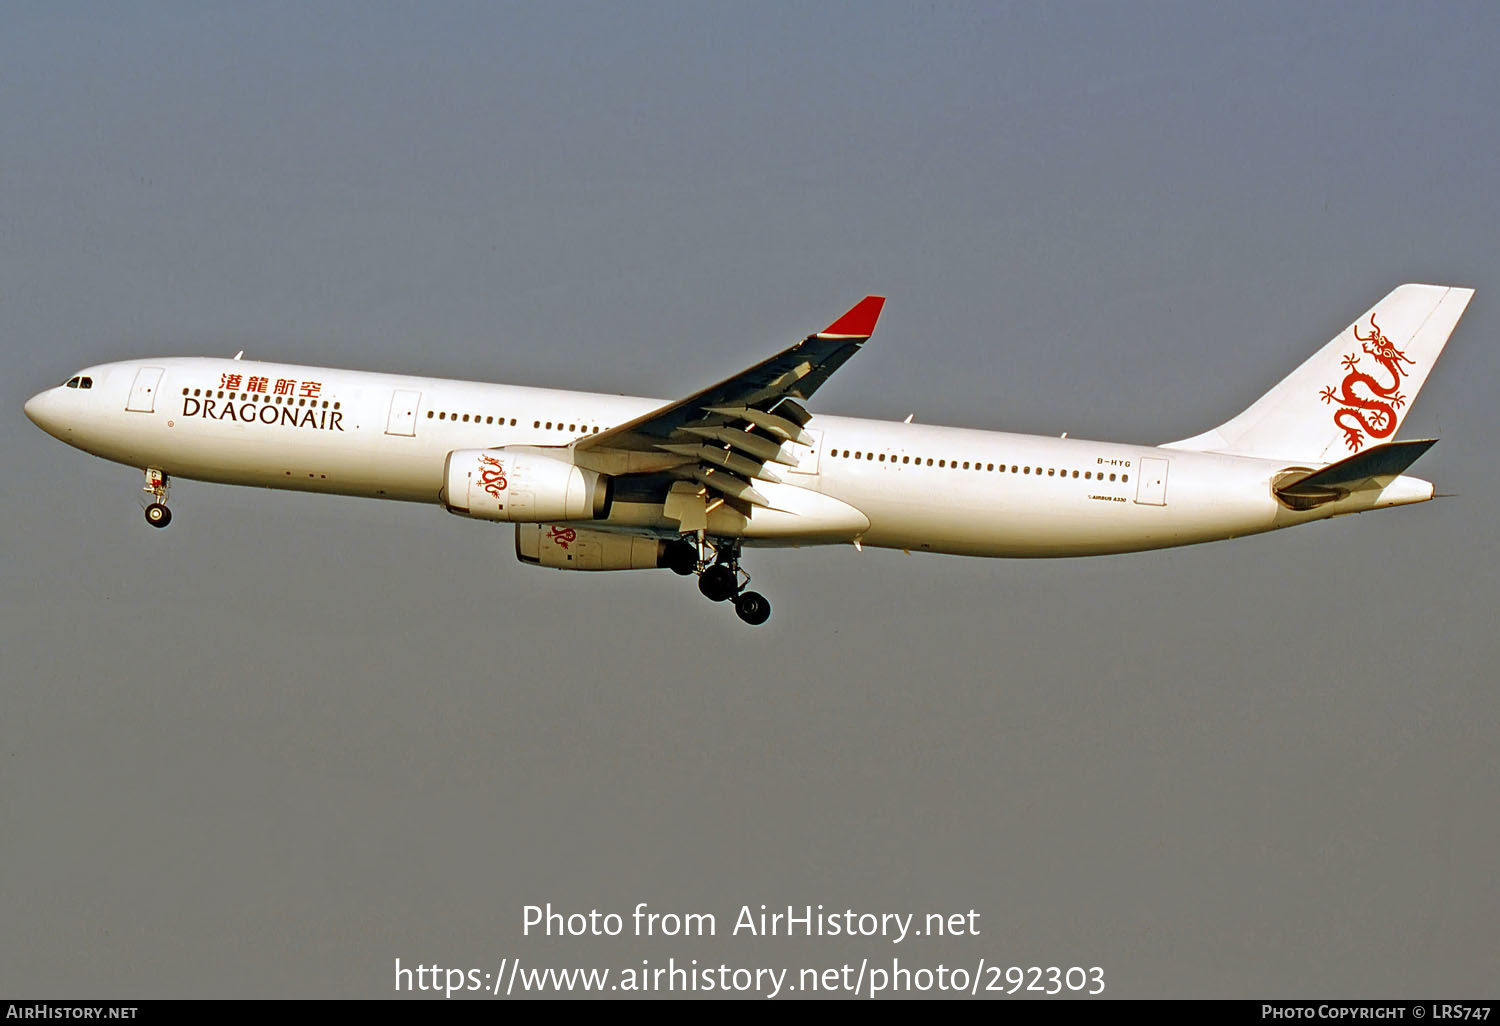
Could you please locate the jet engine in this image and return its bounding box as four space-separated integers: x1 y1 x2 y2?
443 449 611 523
515 524 674 571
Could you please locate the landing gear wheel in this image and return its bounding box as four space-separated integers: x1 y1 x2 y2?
664 541 698 576
141 469 171 527
734 590 771 626
698 563 738 602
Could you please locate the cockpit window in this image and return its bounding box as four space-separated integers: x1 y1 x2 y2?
79 377 93 389
65 377 80 388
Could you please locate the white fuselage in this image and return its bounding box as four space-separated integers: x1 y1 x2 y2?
25 356 1432 556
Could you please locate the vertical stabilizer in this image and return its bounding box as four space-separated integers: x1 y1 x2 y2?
1164 284 1473 464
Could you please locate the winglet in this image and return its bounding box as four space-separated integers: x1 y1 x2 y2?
819 296 886 338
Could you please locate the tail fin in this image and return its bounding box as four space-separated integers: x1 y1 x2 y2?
1164 284 1474 464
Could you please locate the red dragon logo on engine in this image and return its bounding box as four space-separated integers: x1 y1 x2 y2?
547 526 577 550
477 454 508 498
1319 314 1415 452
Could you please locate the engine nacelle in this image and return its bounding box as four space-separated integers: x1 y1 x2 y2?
516 524 671 571
444 449 611 523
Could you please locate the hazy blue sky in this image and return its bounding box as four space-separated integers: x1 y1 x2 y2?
4 1 1497 999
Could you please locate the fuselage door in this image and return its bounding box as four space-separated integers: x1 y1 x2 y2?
126 366 165 413
1134 456 1169 506
386 389 421 436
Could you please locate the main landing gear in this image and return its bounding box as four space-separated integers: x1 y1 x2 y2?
142 469 172 528
662 536 772 626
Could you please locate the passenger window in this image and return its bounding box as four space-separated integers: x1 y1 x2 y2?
878 454 886 462
1122 474 1129 482
938 460 946 468
854 451 862 459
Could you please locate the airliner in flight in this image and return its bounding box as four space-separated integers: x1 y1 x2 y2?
25 283 1471 625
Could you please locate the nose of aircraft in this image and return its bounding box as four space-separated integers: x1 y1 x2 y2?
24 388 63 437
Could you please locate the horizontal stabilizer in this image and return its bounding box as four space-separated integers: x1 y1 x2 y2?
1274 438 1437 509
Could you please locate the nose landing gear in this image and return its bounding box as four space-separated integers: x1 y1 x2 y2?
681 536 772 625
142 469 172 528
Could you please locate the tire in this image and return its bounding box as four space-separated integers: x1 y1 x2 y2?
698 563 737 602
734 590 771 625
145 503 172 528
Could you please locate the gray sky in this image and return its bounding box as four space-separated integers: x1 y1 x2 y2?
3 1 1497 999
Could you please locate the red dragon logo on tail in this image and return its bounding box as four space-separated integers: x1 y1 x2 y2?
1319 314 1415 451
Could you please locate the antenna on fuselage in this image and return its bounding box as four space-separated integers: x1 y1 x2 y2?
233 350 244 361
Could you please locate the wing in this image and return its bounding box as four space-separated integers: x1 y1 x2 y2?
571 296 885 511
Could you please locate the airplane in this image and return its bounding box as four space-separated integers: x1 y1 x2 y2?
25 283 1472 626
